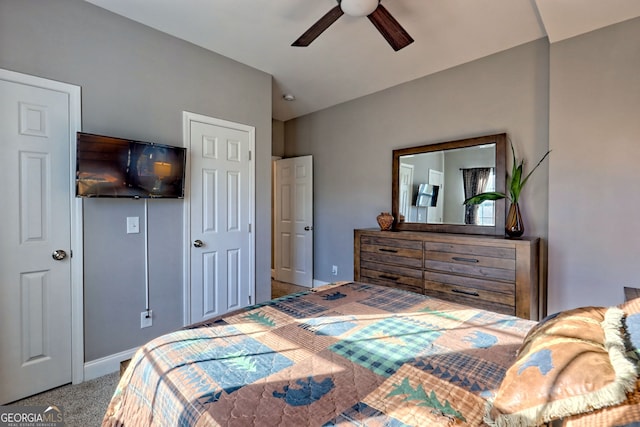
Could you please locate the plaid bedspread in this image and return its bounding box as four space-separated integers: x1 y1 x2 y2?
103 282 535 426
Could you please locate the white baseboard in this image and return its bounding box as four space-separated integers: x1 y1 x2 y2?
83 347 138 381
83 280 339 381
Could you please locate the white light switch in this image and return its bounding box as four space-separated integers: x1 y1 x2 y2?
126 216 139 234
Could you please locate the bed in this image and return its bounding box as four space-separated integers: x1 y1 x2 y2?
103 282 640 426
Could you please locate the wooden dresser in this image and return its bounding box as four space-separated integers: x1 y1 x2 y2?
354 229 540 320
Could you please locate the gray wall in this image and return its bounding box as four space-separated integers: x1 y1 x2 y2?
272 119 285 158
548 17 640 312
285 39 550 284
0 0 272 361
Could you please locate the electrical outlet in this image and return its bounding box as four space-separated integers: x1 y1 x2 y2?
127 216 140 234
332 265 338 276
140 310 152 328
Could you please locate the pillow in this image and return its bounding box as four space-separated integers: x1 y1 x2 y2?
621 297 640 360
485 306 638 427
558 299 640 427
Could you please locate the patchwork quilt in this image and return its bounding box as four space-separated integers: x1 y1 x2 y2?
103 282 535 426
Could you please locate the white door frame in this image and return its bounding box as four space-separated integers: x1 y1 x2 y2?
399 163 414 221
181 111 255 325
0 69 84 384
271 156 282 279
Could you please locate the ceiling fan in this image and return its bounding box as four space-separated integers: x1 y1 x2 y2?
292 0 414 52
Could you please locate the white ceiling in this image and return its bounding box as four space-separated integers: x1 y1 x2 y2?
84 0 640 121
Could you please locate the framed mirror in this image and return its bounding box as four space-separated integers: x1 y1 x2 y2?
392 133 506 235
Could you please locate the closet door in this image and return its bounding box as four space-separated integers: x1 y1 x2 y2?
186 113 255 323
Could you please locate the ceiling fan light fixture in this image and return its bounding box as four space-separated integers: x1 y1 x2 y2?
292 0 412 51
340 0 378 17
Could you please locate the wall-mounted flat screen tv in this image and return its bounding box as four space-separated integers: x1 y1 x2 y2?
415 183 439 207
76 132 186 198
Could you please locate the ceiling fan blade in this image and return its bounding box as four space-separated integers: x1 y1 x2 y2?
292 5 344 47
367 4 414 51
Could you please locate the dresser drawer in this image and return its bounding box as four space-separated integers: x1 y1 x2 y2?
360 235 423 269
424 242 515 282
424 271 514 306
360 260 423 294
424 286 515 316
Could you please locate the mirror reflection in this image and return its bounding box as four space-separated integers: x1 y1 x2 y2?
399 144 496 226
392 133 506 235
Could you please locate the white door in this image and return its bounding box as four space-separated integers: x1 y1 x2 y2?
399 163 414 221
0 74 78 404
274 156 313 287
185 113 254 324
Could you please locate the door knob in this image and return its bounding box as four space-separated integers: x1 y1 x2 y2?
193 239 204 248
304 226 313 231
52 249 67 261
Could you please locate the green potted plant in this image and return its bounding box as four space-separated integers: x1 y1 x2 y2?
464 142 550 237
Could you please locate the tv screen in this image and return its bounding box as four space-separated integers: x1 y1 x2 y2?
76 132 186 198
415 183 439 207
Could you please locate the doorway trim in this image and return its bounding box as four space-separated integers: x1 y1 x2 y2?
182 111 256 325
0 69 84 384
271 155 282 279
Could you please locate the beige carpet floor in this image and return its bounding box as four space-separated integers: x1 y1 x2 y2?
9 371 120 427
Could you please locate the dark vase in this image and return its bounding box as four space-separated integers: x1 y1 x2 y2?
505 202 524 238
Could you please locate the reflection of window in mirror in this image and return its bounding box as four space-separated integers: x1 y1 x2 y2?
476 171 495 226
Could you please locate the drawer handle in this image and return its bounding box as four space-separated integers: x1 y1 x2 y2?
378 248 398 253
379 274 399 281
452 256 479 263
451 289 480 297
